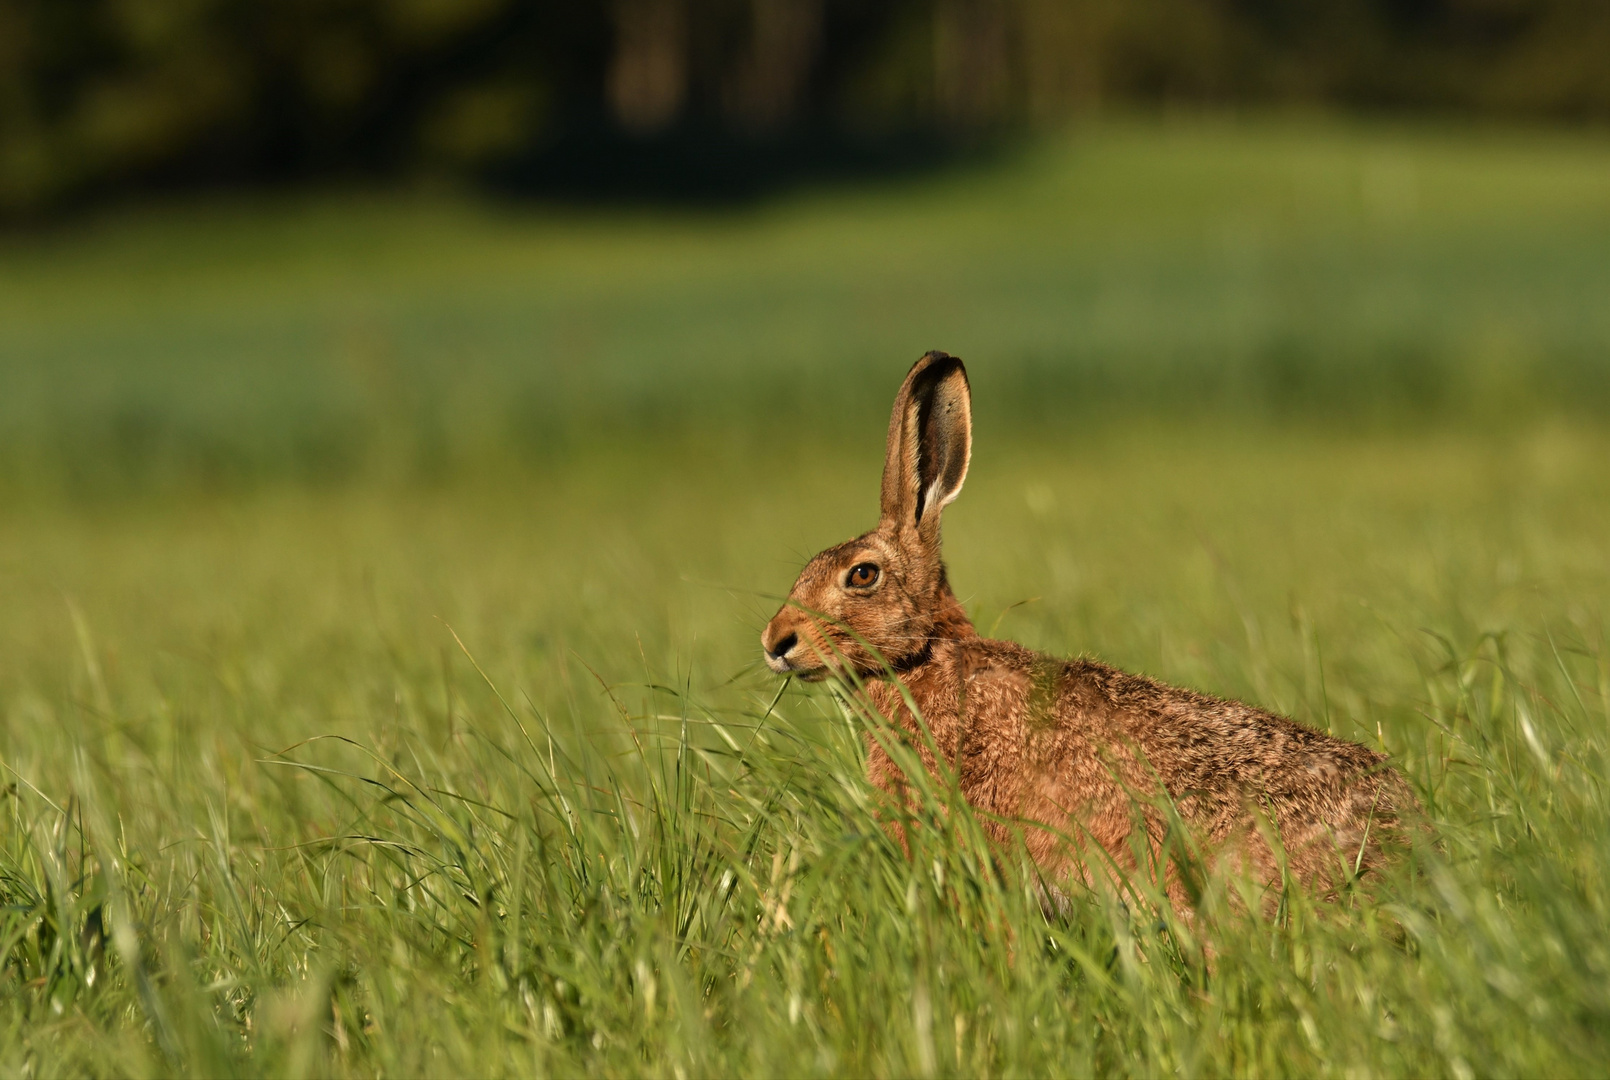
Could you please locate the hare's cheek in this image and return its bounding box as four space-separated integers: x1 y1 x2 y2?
888 602 918 634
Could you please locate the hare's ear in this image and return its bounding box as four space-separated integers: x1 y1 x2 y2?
879 351 972 544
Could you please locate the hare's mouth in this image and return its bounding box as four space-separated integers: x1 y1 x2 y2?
765 653 828 680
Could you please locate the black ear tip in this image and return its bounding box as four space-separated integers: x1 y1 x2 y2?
911 350 967 381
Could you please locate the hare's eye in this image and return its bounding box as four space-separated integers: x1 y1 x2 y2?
847 563 880 589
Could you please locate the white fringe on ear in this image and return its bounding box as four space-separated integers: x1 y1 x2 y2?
922 476 958 521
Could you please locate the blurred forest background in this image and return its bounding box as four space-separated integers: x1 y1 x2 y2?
4 0 1610 215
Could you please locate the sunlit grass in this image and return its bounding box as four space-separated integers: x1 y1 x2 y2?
3 423 1609 1074
3 117 1609 495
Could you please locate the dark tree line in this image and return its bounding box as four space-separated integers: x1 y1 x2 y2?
1 0 1606 215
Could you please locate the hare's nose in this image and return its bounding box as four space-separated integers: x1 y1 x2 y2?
767 632 798 660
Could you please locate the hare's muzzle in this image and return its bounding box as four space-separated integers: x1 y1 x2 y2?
761 617 806 675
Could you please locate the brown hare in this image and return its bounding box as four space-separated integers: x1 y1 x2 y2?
761 351 1418 910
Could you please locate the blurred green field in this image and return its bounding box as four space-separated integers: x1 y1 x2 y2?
3 119 1610 1076
3 117 1610 493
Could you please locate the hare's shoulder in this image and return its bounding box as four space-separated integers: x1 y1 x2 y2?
952 639 1112 735
954 639 1185 727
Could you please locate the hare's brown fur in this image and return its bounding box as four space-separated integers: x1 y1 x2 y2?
762 351 1417 906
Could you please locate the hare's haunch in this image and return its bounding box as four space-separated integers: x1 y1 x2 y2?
761 351 1417 902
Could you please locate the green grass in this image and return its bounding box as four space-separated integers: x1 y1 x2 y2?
3 116 1609 492
3 118 1610 1075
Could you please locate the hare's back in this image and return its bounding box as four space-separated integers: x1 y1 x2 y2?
1052 656 1413 833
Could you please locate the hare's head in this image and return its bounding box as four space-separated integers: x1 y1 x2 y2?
761 351 973 681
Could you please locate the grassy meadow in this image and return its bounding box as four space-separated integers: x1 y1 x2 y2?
3 118 1610 1075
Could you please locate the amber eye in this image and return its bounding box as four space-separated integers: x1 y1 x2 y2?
847 562 880 588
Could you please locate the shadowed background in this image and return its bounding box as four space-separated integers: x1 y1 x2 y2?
5 0 1610 216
